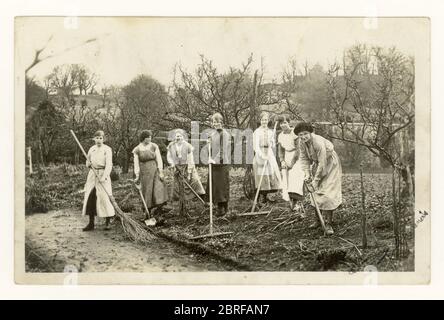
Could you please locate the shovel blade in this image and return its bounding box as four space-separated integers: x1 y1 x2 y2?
144 218 157 226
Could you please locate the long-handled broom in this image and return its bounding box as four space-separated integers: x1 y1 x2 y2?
70 130 156 243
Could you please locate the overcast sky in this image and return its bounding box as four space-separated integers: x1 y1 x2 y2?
17 17 426 89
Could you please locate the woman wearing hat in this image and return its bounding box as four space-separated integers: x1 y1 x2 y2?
82 130 115 231
133 130 169 219
294 122 342 235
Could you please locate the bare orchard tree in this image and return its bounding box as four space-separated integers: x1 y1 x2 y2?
324 44 414 169
325 44 415 258
169 54 285 130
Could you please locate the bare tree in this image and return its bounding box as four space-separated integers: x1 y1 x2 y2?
324 45 414 168
324 44 415 258
170 54 289 130
77 65 99 95
98 76 170 173
25 36 98 74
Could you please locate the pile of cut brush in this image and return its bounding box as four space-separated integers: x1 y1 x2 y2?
146 172 414 272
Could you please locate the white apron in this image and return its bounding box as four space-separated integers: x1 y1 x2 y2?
281 151 305 201
81 144 115 218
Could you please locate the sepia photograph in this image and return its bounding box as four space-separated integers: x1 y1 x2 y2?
14 16 430 285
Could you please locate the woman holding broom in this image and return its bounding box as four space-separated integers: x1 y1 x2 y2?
252 111 281 205
295 122 342 235
133 130 169 220
277 115 305 214
167 129 205 202
82 130 115 231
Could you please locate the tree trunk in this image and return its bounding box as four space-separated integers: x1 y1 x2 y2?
123 149 131 174
360 164 367 249
392 166 400 259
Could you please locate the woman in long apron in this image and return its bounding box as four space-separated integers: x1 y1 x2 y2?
82 130 115 231
133 130 169 218
252 111 281 204
295 122 342 235
277 116 305 214
206 112 231 216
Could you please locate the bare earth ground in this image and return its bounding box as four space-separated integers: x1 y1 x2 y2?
25 209 229 272
25 165 414 272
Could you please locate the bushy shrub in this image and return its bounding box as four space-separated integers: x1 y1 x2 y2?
110 165 122 181
25 176 53 214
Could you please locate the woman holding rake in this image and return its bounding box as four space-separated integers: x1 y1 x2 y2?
167 129 205 202
295 122 342 235
206 113 232 217
277 115 305 215
252 112 282 205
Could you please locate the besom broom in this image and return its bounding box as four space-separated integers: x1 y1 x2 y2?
70 130 156 243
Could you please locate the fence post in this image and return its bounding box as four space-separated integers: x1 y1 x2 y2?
27 147 33 175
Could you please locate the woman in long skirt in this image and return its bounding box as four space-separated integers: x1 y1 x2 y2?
206 112 231 216
167 129 205 202
82 130 115 231
295 122 342 235
133 130 169 218
253 111 281 204
277 116 305 214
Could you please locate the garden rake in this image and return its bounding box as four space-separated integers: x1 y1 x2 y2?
243 121 280 217
190 138 233 240
174 167 208 216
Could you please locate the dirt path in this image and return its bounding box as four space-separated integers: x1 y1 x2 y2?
25 209 229 272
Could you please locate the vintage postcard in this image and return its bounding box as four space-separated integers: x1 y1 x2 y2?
15 17 430 285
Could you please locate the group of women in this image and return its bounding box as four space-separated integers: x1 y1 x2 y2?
81 111 342 236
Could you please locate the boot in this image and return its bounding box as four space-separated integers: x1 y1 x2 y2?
104 217 112 231
82 215 95 231
324 210 334 235
325 223 335 236
216 204 225 217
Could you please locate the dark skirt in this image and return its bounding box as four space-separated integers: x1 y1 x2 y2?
85 187 97 216
206 164 230 204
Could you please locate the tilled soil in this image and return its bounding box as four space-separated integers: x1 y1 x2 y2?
25 166 414 273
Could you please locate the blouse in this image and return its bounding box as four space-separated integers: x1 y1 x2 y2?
132 143 163 176
86 144 113 178
299 133 335 181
